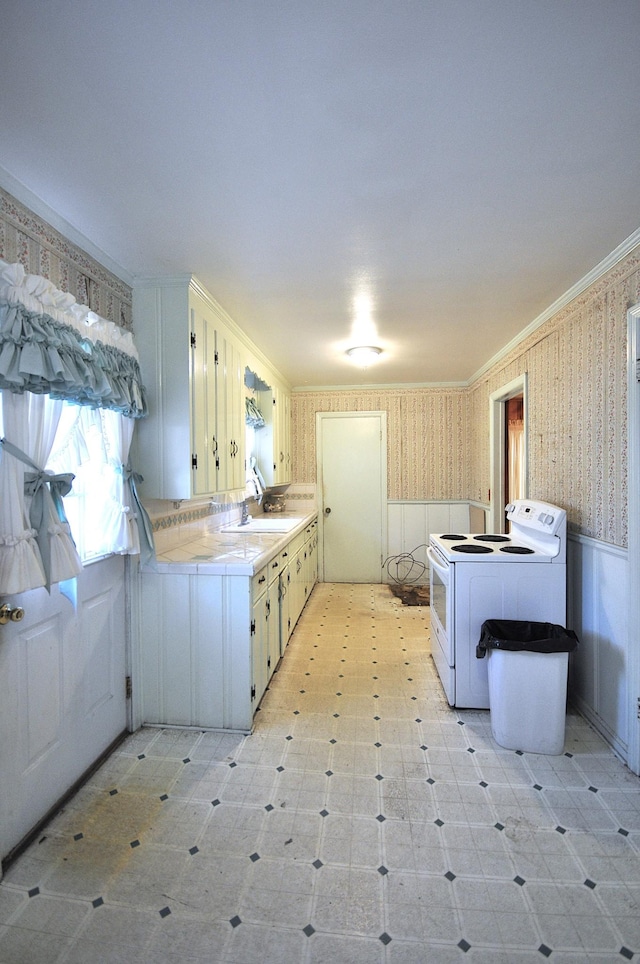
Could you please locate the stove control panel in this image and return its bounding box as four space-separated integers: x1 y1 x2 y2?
506 500 566 536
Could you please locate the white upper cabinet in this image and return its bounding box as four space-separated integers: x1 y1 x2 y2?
133 276 245 500
274 383 292 484
215 327 245 493
251 379 292 489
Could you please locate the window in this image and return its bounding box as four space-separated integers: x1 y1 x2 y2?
0 258 151 593
0 391 143 583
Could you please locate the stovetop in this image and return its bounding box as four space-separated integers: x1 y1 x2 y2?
430 533 548 562
430 501 567 564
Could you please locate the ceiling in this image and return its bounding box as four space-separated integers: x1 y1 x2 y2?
1 1 639 389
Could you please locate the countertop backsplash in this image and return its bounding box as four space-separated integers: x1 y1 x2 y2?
145 484 316 556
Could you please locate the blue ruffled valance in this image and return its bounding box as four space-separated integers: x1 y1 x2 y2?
0 259 147 418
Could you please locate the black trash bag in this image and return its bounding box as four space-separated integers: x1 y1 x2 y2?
476 619 579 659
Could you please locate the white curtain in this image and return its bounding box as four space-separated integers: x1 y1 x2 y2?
1 391 156 593
24 393 83 587
100 408 139 554
0 392 82 592
0 393 46 592
47 405 109 562
47 404 151 563
508 418 525 501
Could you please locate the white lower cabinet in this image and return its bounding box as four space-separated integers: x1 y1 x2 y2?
278 549 291 657
251 566 269 713
139 519 318 732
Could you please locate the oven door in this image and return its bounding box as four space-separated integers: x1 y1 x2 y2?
427 547 455 705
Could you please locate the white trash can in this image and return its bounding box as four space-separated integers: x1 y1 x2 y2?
477 620 579 755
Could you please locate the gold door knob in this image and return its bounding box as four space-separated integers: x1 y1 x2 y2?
0 604 25 624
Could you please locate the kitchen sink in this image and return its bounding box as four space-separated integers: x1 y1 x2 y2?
222 517 304 533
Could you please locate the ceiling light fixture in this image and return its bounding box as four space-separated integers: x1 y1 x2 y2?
346 345 383 367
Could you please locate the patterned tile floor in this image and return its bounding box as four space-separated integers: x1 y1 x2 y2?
1 583 639 963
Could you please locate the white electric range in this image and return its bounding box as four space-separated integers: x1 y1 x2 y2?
427 499 567 708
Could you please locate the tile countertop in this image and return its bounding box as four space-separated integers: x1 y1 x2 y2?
145 510 318 577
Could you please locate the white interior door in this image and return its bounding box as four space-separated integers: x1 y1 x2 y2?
0 555 128 871
317 411 386 583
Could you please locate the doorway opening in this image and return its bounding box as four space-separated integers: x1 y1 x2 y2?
504 394 525 507
626 302 640 776
489 374 528 533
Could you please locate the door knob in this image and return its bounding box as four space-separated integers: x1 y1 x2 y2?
324 507 331 515
0 604 25 624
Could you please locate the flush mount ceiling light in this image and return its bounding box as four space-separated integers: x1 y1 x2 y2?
346 345 383 367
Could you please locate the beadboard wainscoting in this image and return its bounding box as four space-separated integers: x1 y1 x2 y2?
568 533 629 762
385 501 486 585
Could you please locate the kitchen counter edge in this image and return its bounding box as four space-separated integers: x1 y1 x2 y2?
141 511 319 577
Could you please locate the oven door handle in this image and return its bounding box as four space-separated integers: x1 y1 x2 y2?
427 547 449 579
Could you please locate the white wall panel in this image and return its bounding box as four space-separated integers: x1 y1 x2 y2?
569 534 628 760
386 502 472 584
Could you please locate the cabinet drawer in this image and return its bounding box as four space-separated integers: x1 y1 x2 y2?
253 566 268 597
266 555 282 585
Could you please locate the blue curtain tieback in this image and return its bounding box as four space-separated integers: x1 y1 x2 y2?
119 462 156 565
1 436 76 590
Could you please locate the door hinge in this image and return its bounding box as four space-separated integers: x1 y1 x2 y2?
636 358 640 382
192 454 198 469
190 332 196 349
251 684 256 701
250 619 256 635
637 696 640 719
125 676 132 699
214 350 219 365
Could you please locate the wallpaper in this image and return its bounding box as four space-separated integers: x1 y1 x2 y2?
292 388 468 504
293 248 640 548
3 185 637 548
0 187 132 330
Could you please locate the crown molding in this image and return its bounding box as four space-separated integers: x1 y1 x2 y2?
291 380 467 392
0 166 135 286
468 226 640 386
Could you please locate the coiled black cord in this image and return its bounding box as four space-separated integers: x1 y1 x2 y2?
381 544 429 584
